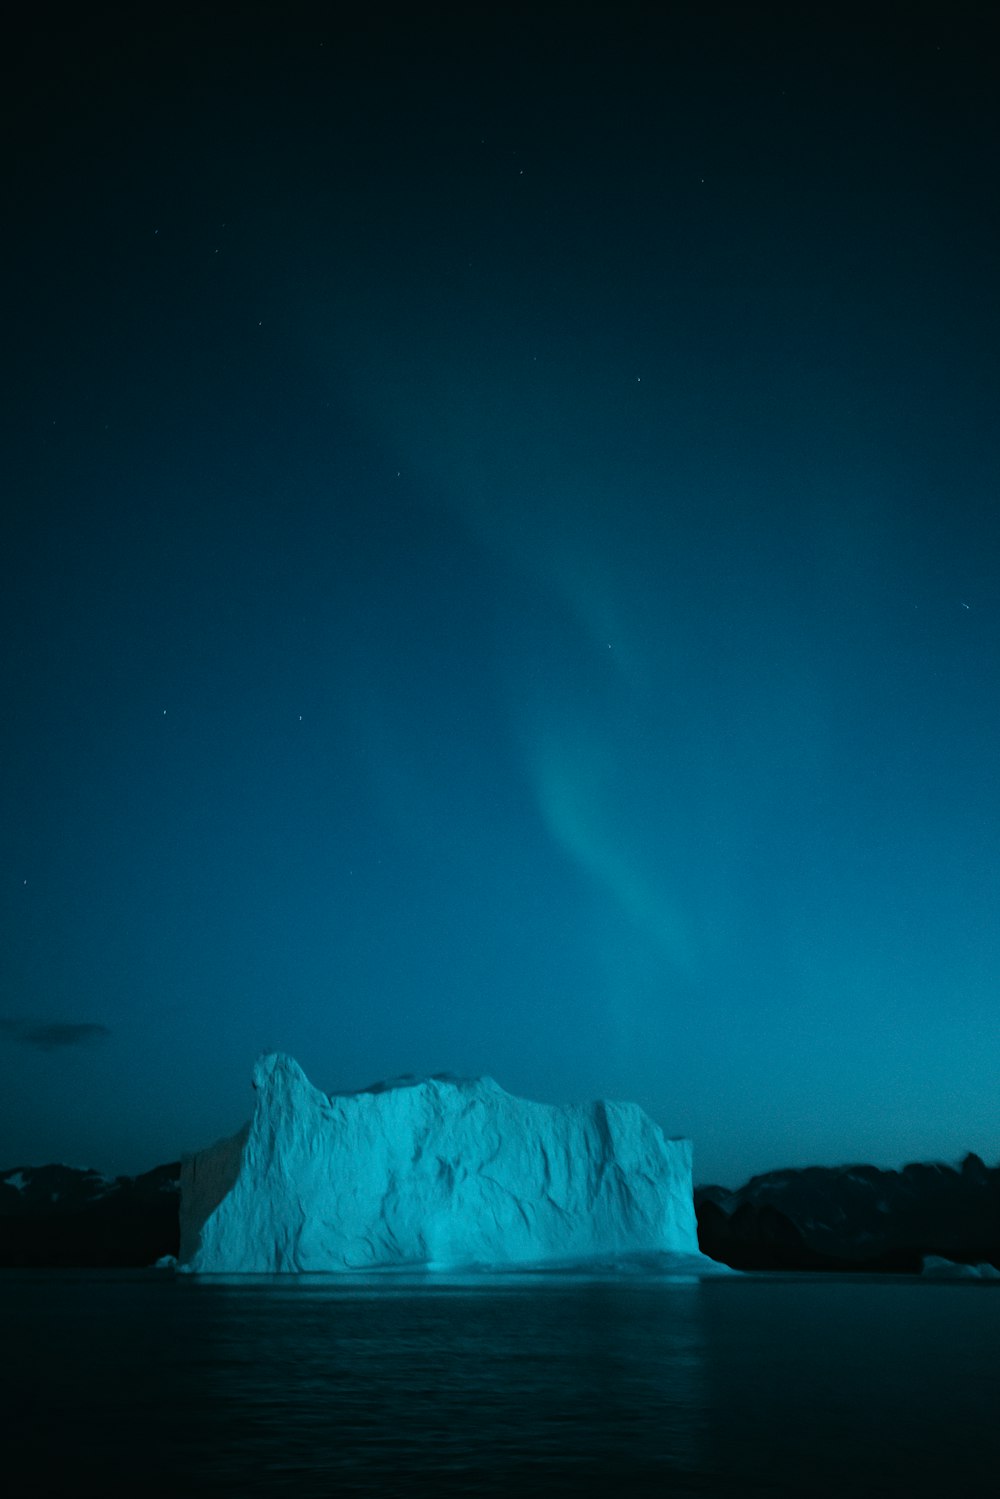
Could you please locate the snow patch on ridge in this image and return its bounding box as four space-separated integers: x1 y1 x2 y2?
922 1255 1000 1279
179 1054 711 1275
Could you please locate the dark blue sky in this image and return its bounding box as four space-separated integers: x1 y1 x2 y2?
4 3 999 1184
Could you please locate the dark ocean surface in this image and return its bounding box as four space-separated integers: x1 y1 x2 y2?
4 1269 998 1496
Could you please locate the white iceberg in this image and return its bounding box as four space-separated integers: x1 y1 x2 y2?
179 1054 710 1274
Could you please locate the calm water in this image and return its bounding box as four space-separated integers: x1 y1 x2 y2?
3 1269 998 1496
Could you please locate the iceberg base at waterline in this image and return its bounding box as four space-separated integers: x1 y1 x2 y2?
179 1054 716 1275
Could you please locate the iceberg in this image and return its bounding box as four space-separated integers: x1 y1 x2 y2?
179 1054 709 1274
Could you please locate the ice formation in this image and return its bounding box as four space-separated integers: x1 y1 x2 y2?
179 1053 708 1273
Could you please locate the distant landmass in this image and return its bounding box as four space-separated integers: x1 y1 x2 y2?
0 1161 179 1267
695 1155 1000 1273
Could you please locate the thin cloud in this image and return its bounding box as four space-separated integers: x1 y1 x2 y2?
0 1019 112 1052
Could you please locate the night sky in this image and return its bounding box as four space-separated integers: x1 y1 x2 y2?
4 3 999 1185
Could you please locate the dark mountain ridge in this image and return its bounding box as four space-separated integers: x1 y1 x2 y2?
695 1153 1000 1272
0 1162 180 1267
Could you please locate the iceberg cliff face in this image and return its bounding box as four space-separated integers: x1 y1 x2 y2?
179 1054 706 1273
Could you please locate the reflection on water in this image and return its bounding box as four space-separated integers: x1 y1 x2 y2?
182 1276 708 1494
3 1271 999 1496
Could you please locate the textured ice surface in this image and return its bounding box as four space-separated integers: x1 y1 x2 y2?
179 1054 708 1274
